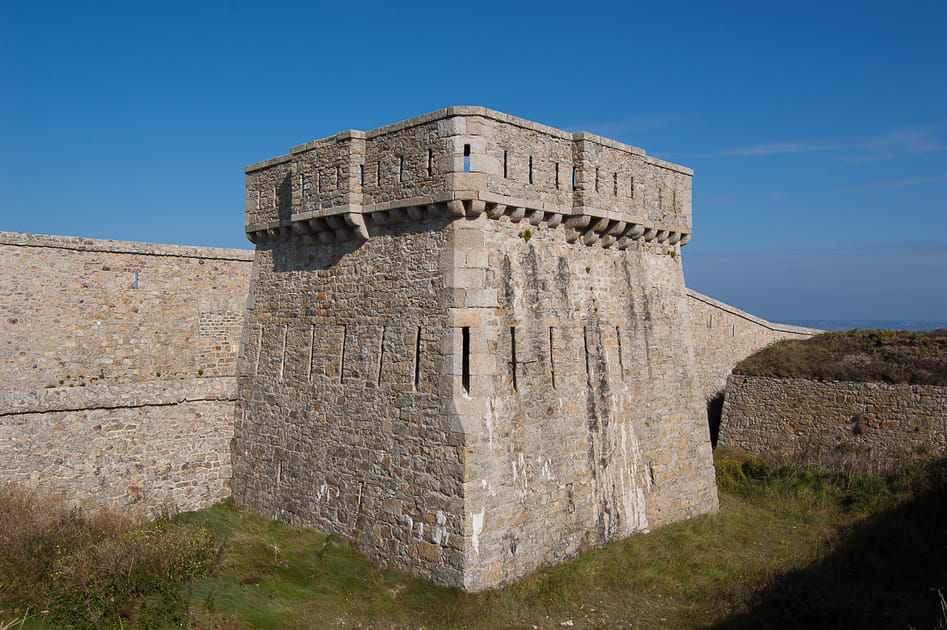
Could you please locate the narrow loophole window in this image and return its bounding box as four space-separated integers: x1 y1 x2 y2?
339 325 347 383
358 164 364 183
594 167 599 192
413 326 422 391
510 326 518 392
399 156 407 182
583 326 591 386
376 326 386 385
572 167 577 190
463 144 471 173
503 150 509 178
528 156 534 184
461 327 470 394
548 326 556 389
307 324 315 383
630 176 635 198
613 172 618 196
428 149 434 177
554 162 560 189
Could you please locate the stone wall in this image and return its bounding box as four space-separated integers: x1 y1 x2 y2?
719 375 947 462
0 378 236 510
687 290 819 401
234 107 718 591
0 232 253 510
459 215 717 590
233 222 467 586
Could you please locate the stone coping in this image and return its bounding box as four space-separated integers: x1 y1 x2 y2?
0 231 254 262
686 290 823 336
0 377 237 416
726 374 947 397
246 106 692 176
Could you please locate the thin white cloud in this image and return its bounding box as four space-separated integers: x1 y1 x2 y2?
841 175 947 192
721 124 945 160
721 141 845 156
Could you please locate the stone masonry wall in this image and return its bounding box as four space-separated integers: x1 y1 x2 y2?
457 215 717 590
719 375 947 463
233 223 467 587
0 231 253 387
687 290 819 401
0 232 253 510
0 378 236 510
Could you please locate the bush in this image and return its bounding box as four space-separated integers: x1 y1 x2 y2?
733 329 947 385
0 484 220 629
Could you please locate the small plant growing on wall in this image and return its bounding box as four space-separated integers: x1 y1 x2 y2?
518 229 532 242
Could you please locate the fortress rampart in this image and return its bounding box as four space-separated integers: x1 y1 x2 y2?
0 232 252 509
0 107 820 591
687 290 818 400
720 375 947 463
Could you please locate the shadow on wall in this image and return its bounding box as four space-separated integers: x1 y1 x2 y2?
707 392 724 448
711 458 947 630
268 217 452 273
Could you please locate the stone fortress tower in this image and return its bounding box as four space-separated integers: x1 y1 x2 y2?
232 107 719 591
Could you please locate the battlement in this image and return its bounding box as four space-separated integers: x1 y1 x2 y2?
245 107 693 249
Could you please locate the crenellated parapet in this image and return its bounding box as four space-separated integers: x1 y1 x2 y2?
245 107 693 248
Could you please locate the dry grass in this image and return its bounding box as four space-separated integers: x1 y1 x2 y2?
734 328 947 385
0 484 220 629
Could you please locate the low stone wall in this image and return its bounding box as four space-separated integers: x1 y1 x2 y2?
687 290 819 401
719 375 947 462
0 378 236 510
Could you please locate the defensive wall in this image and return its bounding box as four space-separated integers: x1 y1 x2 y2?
719 375 947 464
686 290 819 401
0 107 821 591
0 231 252 510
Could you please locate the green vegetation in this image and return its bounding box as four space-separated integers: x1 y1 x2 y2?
2 452 944 629
734 328 947 385
0 486 219 629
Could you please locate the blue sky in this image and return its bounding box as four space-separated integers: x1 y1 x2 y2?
2 0 945 322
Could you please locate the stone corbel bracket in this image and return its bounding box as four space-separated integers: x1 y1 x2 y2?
246 192 690 249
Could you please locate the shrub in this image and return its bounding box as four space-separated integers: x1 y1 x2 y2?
0 484 220 629
733 329 947 385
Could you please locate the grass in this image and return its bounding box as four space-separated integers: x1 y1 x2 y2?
0 486 219 629
733 328 947 385
3 451 945 629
